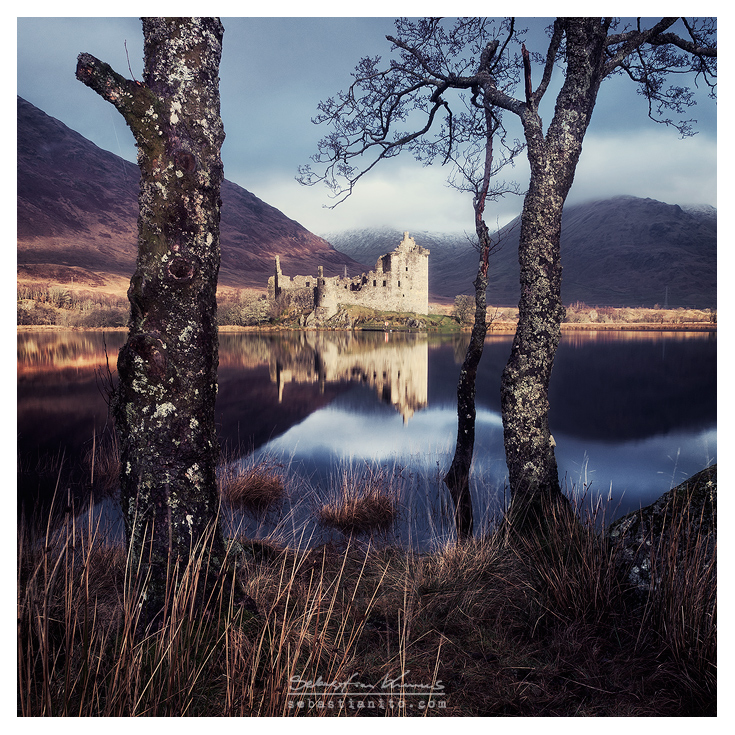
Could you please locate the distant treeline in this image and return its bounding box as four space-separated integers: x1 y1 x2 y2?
564 301 716 324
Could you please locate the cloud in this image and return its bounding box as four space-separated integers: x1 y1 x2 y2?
235 125 717 237
261 404 504 467
569 129 717 207
238 160 525 237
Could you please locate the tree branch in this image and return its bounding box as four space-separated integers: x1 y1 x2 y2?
647 30 717 57
76 52 160 148
602 17 679 75
533 19 564 105
521 44 532 106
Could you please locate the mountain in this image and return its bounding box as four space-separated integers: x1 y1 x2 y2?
18 97 716 309
326 196 717 308
17 96 366 291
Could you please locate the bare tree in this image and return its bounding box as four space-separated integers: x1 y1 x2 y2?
299 18 523 539
453 295 475 325
77 18 256 624
495 18 716 531
299 16 716 535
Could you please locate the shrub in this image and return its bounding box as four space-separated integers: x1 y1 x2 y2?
453 294 475 325
77 307 127 327
17 302 57 325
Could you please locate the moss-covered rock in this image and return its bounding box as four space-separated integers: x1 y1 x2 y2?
607 465 716 595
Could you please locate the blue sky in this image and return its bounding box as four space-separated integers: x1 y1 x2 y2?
16 11 717 236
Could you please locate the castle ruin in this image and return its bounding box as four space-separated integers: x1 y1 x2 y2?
268 232 429 320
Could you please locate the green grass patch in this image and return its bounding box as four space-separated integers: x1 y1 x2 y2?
338 304 460 331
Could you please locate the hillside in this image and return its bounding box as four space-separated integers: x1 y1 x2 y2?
17 97 716 309
326 196 717 308
17 96 366 293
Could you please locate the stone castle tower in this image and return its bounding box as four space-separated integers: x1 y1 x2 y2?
268 232 430 319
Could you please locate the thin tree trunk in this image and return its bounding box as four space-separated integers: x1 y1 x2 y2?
77 18 254 624
444 237 490 540
444 114 497 541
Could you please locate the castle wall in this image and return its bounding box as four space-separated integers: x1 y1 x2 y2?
268 255 316 310
272 232 429 320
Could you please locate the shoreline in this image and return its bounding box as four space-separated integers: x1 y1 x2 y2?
18 322 717 334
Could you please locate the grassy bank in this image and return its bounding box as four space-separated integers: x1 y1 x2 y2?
19 281 715 332
18 455 716 717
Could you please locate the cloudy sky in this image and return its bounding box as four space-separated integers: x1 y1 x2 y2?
16 12 717 237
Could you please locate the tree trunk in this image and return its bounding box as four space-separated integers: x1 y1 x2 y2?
444 113 498 540
76 18 250 624
500 19 607 532
500 176 566 528
444 237 490 540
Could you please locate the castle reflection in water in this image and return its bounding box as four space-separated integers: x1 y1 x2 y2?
18 328 716 542
269 331 428 422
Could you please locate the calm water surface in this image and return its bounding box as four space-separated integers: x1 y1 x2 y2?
17 328 716 547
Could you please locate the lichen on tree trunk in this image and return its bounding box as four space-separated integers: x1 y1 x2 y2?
500 180 566 527
76 18 251 624
500 19 607 531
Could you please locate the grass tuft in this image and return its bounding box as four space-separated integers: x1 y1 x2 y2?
317 466 398 535
17 467 716 716
219 458 286 514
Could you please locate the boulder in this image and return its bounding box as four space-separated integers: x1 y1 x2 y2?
607 465 716 595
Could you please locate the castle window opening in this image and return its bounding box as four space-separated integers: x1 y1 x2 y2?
383 280 387 287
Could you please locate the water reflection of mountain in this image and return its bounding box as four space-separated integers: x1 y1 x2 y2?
17 329 716 513
550 332 716 441
424 331 716 442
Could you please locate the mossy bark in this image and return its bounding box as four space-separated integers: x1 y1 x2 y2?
501 20 606 530
76 18 246 624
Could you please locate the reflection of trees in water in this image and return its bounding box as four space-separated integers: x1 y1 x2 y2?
17 330 125 373
453 332 471 364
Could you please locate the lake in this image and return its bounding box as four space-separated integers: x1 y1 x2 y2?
17 328 716 548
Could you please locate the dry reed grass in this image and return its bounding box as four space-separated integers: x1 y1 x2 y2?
635 494 717 700
83 429 120 499
219 458 286 514
17 470 716 716
317 466 398 535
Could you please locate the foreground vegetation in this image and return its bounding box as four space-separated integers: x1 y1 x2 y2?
18 451 716 717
